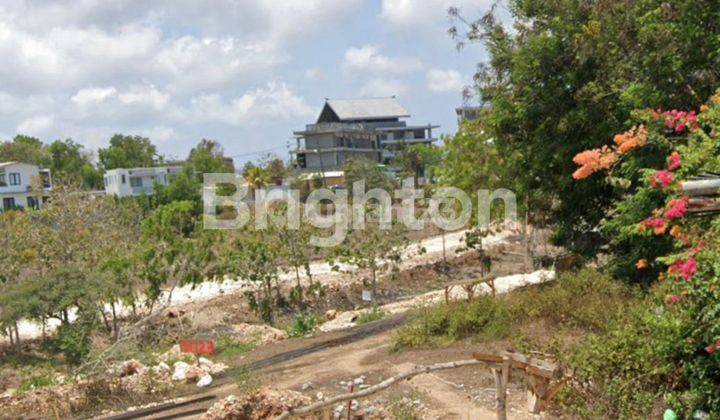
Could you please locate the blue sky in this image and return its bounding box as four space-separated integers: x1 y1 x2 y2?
0 0 495 167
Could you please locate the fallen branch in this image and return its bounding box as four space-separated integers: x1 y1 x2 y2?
74 304 170 375
276 359 487 419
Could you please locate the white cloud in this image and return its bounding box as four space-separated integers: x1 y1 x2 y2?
17 114 54 135
426 69 466 93
187 82 314 126
140 125 175 144
304 67 323 80
343 45 422 75
359 78 409 97
380 0 493 28
71 87 118 106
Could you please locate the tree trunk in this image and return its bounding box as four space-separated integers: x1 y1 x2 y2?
100 308 111 333
13 321 20 351
7 327 14 347
441 229 447 268
371 266 377 301
111 302 119 342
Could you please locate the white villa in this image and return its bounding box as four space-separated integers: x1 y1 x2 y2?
0 162 52 211
103 166 182 198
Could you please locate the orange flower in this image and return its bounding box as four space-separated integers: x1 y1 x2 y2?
572 165 594 180
670 225 681 238
700 104 710 113
573 149 601 166
654 225 667 235
636 259 649 270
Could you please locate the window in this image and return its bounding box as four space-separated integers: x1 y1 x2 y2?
0 169 5 187
121 174 126 184
27 196 38 209
130 177 143 187
8 173 20 185
2 197 15 210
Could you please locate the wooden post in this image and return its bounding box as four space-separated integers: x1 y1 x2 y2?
493 357 510 420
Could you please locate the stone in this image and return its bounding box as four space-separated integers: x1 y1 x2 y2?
324 310 337 320
197 374 213 388
120 359 145 377
301 382 313 391
172 361 190 381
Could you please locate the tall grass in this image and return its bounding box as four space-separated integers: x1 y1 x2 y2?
393 268 639 351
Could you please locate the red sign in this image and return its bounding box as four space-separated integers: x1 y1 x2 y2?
179 339 216 356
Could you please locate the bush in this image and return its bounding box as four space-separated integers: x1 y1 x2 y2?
287 312 318 338
217 337 256 358
562 287 720 418
355 306 385 324
393 268 636 351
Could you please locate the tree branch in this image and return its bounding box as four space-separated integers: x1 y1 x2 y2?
276 359 488 419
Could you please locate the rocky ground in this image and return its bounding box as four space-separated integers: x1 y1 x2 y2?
0 227 562 419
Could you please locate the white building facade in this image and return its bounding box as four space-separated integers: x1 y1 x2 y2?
0 162 52 211
104 166 182 198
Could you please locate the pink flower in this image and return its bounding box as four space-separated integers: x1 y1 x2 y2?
651 170 675 189
667 152 681 171
669 258 697 281
664 197 688 220
675 123 686 133
666 294 680 305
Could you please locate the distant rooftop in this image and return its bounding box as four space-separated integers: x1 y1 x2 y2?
319 97 410 122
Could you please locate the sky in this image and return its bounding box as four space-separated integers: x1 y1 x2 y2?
0 0 496 166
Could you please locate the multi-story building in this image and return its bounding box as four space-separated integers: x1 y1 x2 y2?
103 166 182 198
0 162 52 211
293 97 438 178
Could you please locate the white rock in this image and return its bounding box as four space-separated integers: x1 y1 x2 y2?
197 374 213 388
316 392 324 400
172 361 190 381
154 362 171 374
353 377 364 385
198 357 213 366
301 382 313 391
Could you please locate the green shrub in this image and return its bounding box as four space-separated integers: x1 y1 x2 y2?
393 268 636 351
287 312 318 338
217 337 256 358
561 288 720 418
17 373 56 393
356 306 385 324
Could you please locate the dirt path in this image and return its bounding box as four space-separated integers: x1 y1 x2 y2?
396 361 497 420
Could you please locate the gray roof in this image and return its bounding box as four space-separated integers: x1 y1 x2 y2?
326 97 409 121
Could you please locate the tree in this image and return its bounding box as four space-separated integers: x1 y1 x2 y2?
139 200 221 308
450 0 720 255
0 210 35 349
330 219 408 301
98 134 157 170
343 158 395 195
188 139 234 175
245 166 269 200
48 139 103 189
0 135 51 166
223 226 284 324
393 144 443 185
152 166 202 212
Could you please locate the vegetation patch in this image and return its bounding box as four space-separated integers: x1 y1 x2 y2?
392 268 638 351
355 306 386 324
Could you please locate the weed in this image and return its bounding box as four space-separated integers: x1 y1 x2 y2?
232 368 260 395
217 337 256 358
17 373 56 393
356 306 385 324
392 268 638 351
287 312 318 338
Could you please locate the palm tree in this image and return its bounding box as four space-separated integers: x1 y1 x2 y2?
245 166 269 200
